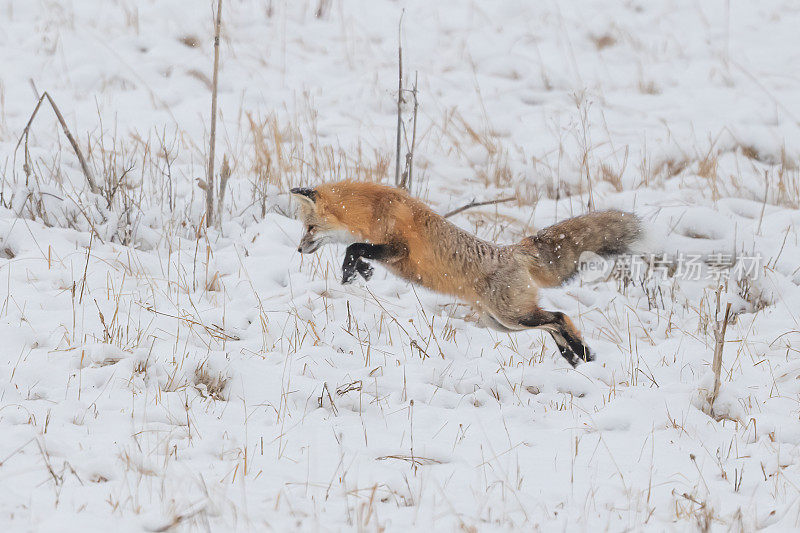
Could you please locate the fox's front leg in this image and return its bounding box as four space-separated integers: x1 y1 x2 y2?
341 242 404 284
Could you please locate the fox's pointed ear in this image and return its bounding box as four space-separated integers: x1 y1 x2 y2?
290 187 317 206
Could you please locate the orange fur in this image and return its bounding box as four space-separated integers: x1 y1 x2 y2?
299 181 484 301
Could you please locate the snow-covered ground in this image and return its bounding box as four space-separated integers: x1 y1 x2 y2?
1 0 800 530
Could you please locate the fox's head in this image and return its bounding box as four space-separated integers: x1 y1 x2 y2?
290 186 353 253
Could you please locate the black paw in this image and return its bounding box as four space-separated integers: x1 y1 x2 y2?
343 257 373 284
557 340 593 367
342 265 358 284
356 258 373 281
557 345 582 367
569 338 593 364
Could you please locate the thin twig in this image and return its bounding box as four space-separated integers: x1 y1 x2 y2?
375 454 442 466
0 437 36 466
443 196 516 218
318 382 338 416
13 94 46 184
13 92 99 193
756 170 768 235
216 155 231 229
137 301 241 341
29 79 40 99
394 10 405 188
206 0 223 227
709 301 732 408
149 503 208 533
78 232 94 305
401 72 419 190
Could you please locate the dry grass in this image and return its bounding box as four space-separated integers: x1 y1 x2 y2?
773 164 800 209
598 162 624 191
737 275 769 313
655 157 689 181
245 111 390 203
187 69 213 90
436 113 518 189
476 149 514 187
637 80 660 95
737 143 763 162
696 149 718 181
194 362 229 401
591 33 617 50
1 93 396 244
179 35 201 48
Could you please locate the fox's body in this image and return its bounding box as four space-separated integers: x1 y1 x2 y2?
291 181 642 366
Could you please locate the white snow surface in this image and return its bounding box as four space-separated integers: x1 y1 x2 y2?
1 0 800 530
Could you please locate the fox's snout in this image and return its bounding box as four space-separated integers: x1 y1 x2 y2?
297 231 322 254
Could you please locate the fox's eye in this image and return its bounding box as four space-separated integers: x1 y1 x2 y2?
307 224 316 232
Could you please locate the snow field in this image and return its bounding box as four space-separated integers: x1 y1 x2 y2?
1 0 800 530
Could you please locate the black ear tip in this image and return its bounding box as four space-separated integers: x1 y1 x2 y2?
290 187 317 201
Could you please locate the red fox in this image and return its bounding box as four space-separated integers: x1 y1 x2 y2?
291 181 642 366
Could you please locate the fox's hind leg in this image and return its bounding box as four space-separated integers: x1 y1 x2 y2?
517 309 593 367
341 242 406 284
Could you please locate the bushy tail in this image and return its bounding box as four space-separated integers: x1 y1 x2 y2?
518 210 642 287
